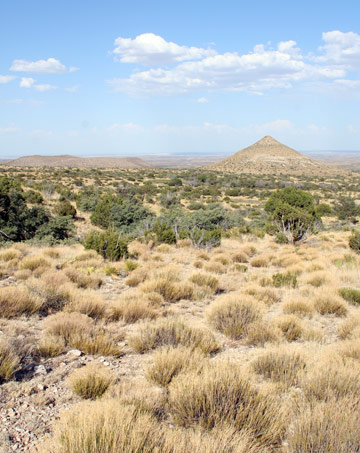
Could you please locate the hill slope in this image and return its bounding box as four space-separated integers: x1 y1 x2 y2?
207 136 348 176
3 155 152 169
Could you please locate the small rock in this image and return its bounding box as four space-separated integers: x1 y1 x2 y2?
34 365 47 376
67 349 83 357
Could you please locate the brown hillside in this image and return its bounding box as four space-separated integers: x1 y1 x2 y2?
3 155 152 169
207 136 349 176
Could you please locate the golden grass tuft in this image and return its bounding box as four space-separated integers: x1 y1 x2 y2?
146 346 206 387
189 273 219 294
204 261 226 274
65 290 107 319
287 398 360 452
314 291 348 317
43 312 94 344
0 338 20 382
19 255 51 271
109 295 157 323
125 268 148 287
252 347 306 386
207 294 262 339
128 318 219 354
244 285 281 305
250 254 271 268
245 321 281 346
283 297 314 317
140 274 194 303
69 363 116 399
0 248 22 262
0 285 44 318
232 251 249 263
65 268 102 289
274 315 303 342
168 363 285 447
127 240 149 258
38 335 66 358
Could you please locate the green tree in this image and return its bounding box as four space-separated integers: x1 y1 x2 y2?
265 187 318 244
335 197 359 223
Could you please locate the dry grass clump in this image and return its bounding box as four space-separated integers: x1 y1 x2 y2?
197 251 210 261
338 287 360 305
241 244 256 257
204 261 226 274
245 321 281 346
232 251 248 263
44 401 163 453
65 290 107 319
168 363 284 447
128 318 219 354
73 250 99 262
189 273 219 294
283 297 314 317
128 240 149 258
27 271 73 313
252 347 306 387
125 268 148 287
14 269 32 280
207 295 262 339
275 315 303 342
336 338 360 361
43 312 121 356
42 248 61 259
250 253 273 268
338 315 360 340
140 271 194 303
19 255 50 271
0 286 44 318
287 398 360 452
244 285 281 305
305 271 331 287
314 291 348 317
146 346 206 387
301 359 360 402
0 338 20 382
109 294 157 323
69 364 116 399
38 335 66 358
65 268 102 289
0 248 22 262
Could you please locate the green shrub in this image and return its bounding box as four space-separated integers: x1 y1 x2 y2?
272 272 297 288
54 200 77 218
84 230 129 261
339 287 360 305
24 190 44 204
349 230 360 253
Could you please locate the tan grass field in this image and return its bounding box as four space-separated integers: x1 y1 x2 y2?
1 229 360 451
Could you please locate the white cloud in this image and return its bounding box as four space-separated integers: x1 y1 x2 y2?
65 85 80 93
108 31 360 96
0 126 19 133
10 58 68 74
316 31 360 69
34 84 57 92
112 33 216 65
0 75 16 84
107 122 143 132
197 97 208 103
20 77 35 88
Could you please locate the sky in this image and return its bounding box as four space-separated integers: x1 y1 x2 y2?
1 0 360 158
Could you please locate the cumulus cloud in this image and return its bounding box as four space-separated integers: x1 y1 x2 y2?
10 58 68 74
20 77 35 88
197 97 209 103
112 33 216 65
316 31 360 69
108 31 359 96
0 75 16 84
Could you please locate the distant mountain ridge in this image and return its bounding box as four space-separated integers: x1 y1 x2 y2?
2 154 152 169
207 136 349 176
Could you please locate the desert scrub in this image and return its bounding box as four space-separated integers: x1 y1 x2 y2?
189 273 219 294
109 295 157 323
124 259 139 272
65 268 102 289
19 256 50 271
272 272 297 288
69 364 116 399
283 297 314 317
207 295 262 339
38 335 66 358
349 229 360 253
339 287 360 305
250 254 271 268
43 401 164 453
128 318 219 354
245 321 281 346
275 315 303 342
65 290 107 319
314 291 348 317
168 363 284 447
252 348 306 387
244 285 281 304
146 346 206 387
0 338 20 382
140 275 194 303
287 398 360 453
0 286 44 318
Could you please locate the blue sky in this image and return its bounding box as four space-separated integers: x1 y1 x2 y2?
1 0 360 157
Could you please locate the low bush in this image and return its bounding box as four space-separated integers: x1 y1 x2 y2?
349 230 360 253
272 272 297 288
84 230 129 261
128 318 219 355
0 286 44 318
339 287 360 305
189 273 219 294
69 364 116 399
314 292 347 317
207 295 262 339
275 315 303 342
0 338 20 382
